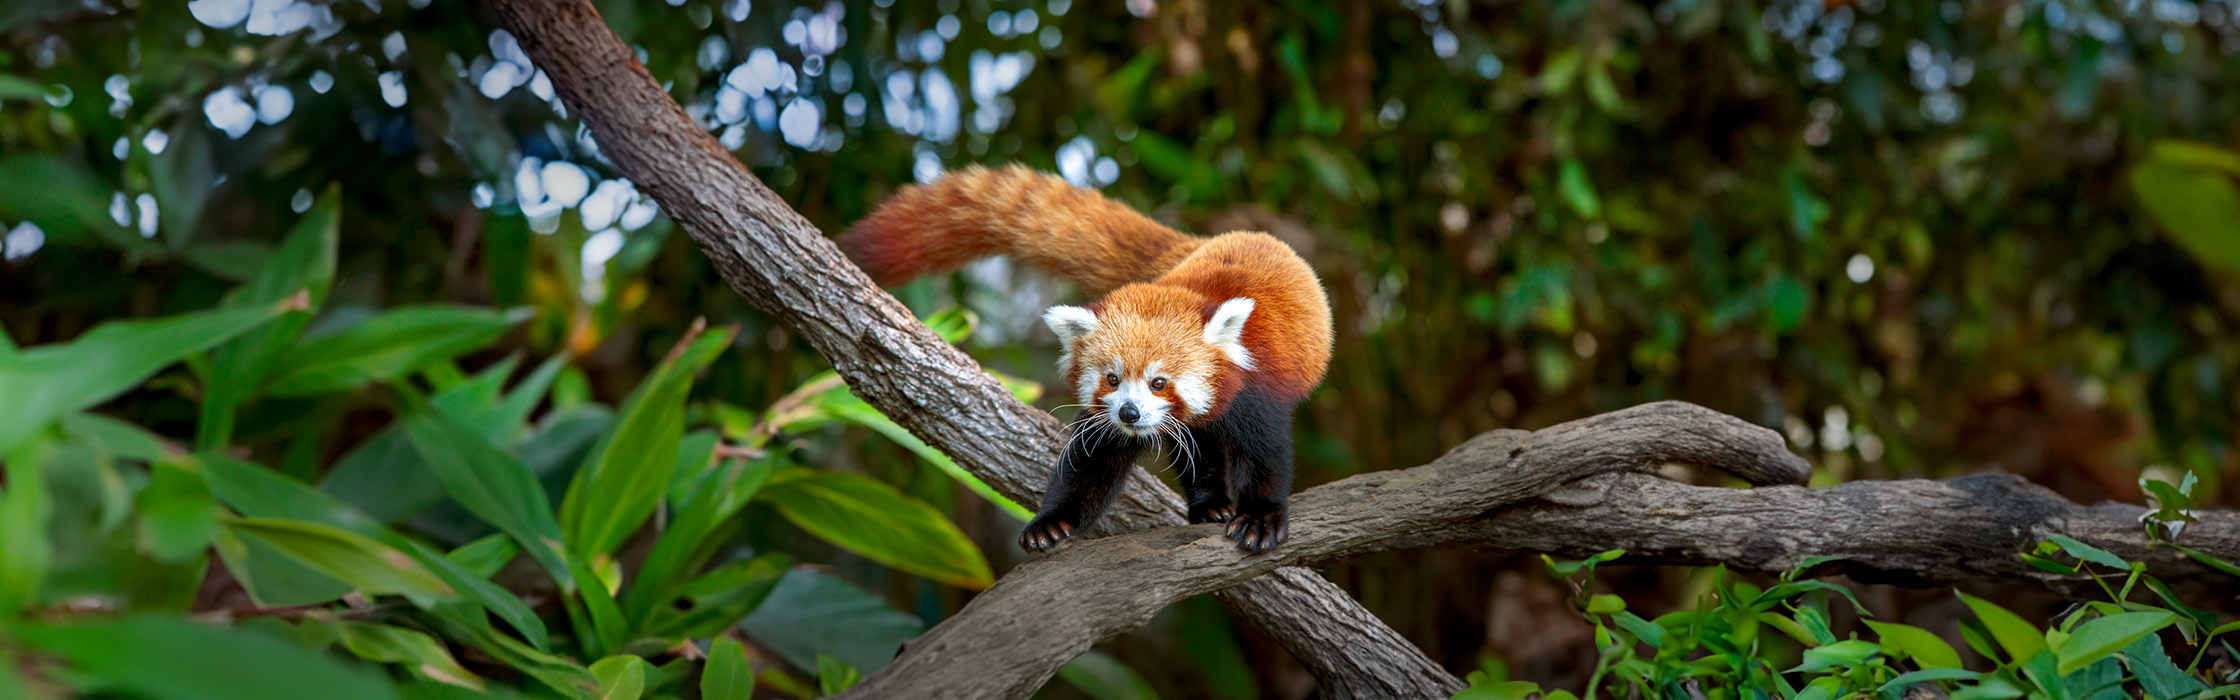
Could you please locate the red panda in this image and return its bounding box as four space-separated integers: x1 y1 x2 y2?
838 164 1334 553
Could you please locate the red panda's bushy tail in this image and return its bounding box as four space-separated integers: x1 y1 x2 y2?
836 165 1203 296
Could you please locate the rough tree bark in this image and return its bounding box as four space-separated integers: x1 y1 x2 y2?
480 0 1468 695
830 403 2240 698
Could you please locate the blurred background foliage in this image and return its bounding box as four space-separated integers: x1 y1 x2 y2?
3 0 2240 697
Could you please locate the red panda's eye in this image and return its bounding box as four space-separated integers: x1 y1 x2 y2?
1150 378 1167 391
1105 373 1120 387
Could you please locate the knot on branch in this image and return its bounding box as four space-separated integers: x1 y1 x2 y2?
1516 400 1812 488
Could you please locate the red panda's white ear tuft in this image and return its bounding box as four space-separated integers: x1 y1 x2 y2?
1204 298 1256 370
1043 305 1099 345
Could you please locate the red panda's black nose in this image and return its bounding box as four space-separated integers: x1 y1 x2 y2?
1117 404 1141 423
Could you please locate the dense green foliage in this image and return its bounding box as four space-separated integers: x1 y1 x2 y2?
3 0 2239 696
1456 489 2240 699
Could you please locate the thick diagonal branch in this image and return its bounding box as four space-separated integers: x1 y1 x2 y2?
835 405 2238 700
477 0 1478 695
835 401 1814 699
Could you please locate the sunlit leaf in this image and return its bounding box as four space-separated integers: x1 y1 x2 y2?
2054 611 2178 675
1958 592 2046 663
1865 620 1963 669
224 517 453 599
2131 141 2240 278
756 469 993 589
330 621 486 691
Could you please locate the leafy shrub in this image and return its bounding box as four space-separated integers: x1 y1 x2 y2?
0 197 1054 698
1456 513 2240 700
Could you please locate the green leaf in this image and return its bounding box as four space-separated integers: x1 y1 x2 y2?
560 325 732 558
2054 611 2177 675
623 455 778 625
0 300 290 455
568 555 630 659
1785 639 1880 673
198 186 341 449
0 440 54 614
2131 142 2240 278
1866 620 1964 669
266 306 529 396
1613 611 1664 650
224 517 454 599
740 568 924 675
16 615 402 700
589 656 649 700
403 412 571 585
2122 630 2210 699
1585 594 1626 614
60 411 181 463
699 636 755 700
150 118 214 248
815 653 862 694
1959 592 2048 663
331 621 486 691
1877 668 1982 693
1556 158 1601 218
0 153 151 255
652 554 790 640
756 469 993 589
0 74 58 100
2175 545 2240 577
1450 680 1548 700
805 377 1035 521
2045 535 2131 571
921 307 978 344
1056 650 1159 700
447 534 519 579
136 457 218 562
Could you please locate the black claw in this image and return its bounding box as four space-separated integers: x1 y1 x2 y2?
1224 509 1286 553
1019 518 1076 554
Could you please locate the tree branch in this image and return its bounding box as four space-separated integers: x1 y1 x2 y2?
478 0 1471 694
834 404 2239 700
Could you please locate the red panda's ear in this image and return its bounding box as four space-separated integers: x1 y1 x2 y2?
1043 305 1099 345
1203 298 1256 370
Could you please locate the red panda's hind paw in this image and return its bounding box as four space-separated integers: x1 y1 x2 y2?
1223 508 1287 553
1018 518 1076 554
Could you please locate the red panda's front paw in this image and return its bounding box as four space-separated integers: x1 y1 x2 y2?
1187 503 1235 524
1019 518 1077 554
1224 507 1287 553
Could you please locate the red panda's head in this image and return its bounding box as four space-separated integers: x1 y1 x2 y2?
1044 284 1255 438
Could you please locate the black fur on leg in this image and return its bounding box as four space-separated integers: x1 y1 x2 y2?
1209 387 1296 553
1020 417 1150 554
1182 424 1234 524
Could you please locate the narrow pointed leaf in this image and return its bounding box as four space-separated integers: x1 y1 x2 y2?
756 470 993 589
0 300 290 455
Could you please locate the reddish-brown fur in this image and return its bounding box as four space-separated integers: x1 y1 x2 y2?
837 165 1203 297
838 165 1334 422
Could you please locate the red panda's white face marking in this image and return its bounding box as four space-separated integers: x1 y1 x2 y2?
1044 289 1257 436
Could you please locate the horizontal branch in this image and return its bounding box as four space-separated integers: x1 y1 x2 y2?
835 401 1816 699
1429 470 2240 602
